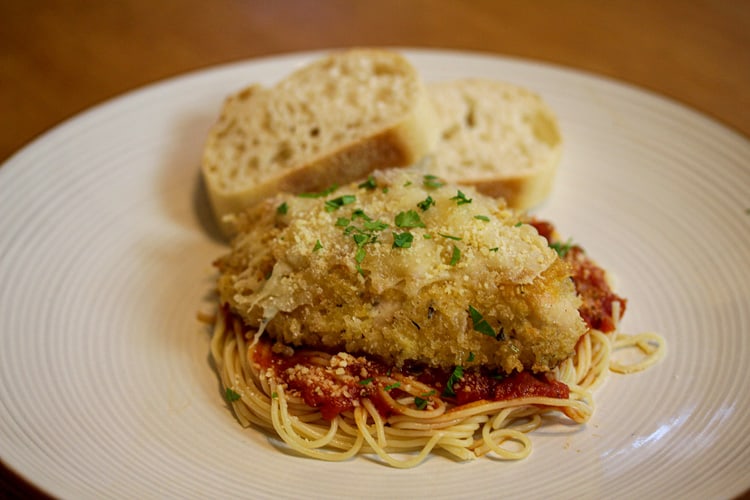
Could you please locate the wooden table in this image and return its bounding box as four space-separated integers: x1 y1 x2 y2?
1 0 748 496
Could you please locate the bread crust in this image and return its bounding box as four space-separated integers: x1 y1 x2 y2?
202 49 439 235
426 79 563 210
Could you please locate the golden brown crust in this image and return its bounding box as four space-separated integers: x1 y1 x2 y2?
201 49 439 236
216 169 585 373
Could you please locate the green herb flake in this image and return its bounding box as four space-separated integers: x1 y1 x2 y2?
474 215 490 222
312 239 323 252
467 352 475 362
276 202 289 215
384 382 401 391
549 238 574 258
514 221 523 227
355 246 366 264
449 245 461 266
382 187 390 194
489 247 499 252
450 190 472 205
443 366 464 397
352 209 372 221
414 390 436 410
224 388 241 402
468 305 498 338
335 217 350 227
403 181 413 187
359 377 373 385
423 174 444 189
423 234 432 239
358 176 377 190
393 232 414 248
395 210 426 228
363 219 389 231
325 194 356 212
417 195 435 211
439 233 462 241
298 184 338 198
353 233 369 246
271 392 278 399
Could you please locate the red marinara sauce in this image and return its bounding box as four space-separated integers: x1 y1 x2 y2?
252 341 569 420
530 220 626 333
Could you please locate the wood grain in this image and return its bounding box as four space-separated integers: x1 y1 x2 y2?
0 0 748 496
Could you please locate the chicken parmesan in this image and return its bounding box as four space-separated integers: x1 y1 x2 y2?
207 168 665 467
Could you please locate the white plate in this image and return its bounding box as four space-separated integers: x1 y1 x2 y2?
1 49 749 499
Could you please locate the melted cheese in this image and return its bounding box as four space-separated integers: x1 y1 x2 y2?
216 167 584 373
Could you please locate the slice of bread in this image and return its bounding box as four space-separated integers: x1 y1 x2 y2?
423 79 562 210
202 49 439 234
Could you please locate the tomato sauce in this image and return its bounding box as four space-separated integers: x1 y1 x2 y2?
530 219 626 333
253 341 569 420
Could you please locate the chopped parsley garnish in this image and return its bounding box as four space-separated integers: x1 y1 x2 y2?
325 194 356 212
423 234 432 239
352 233 373 276
403 181 413 187
450 190 472 205
393 232 414 248
549 238 574 258
395 210 426 228
414 390 436 410
271 392 278 399
489 247 499 252
449 244 461 266
358 176 377 190
443 366 464 397
514 221 523 227
224 388 241 402
345 211 388 275
474 215 490 222
298 184 338 198
359 377 373 385
384 382 401 391
469 305 500 338
439 233 462 241
417 195 435 211
382 187 389 194
276 202 288 215
352 209 372 221
335 217 350 227
467 352 475 362
355 246 366 264
312 239 323 252
423 174 444 189
347 232 377 248
363 219 389 231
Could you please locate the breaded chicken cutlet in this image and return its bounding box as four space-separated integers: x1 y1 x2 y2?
215 168 586 374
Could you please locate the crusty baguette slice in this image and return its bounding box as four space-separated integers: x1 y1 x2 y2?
202 49 439 234
423 79 562 209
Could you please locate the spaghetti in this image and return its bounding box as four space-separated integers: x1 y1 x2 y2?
206 307 665 468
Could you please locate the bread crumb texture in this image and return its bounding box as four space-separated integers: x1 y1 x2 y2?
215 168 585 374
